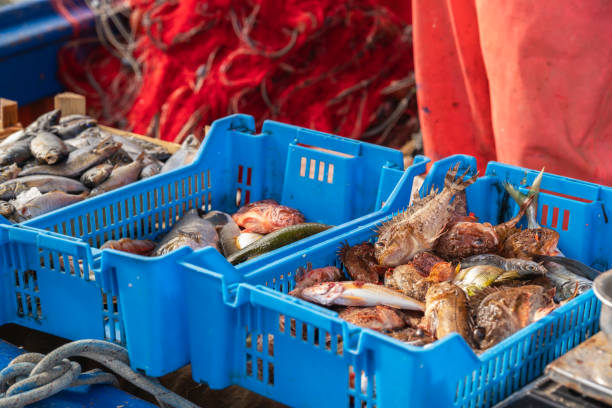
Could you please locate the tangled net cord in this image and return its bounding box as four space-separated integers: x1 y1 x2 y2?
0 340 199 408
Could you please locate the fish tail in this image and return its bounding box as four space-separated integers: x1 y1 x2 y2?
444 163 478 194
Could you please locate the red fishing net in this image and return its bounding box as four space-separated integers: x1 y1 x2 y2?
57 0 417 147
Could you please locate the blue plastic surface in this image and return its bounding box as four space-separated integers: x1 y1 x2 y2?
0 0 94 104
0 339 156 407
0 115 425 376
181 155 610 408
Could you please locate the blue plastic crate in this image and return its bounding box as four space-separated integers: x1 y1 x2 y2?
180 155 611 408
0 114 428 376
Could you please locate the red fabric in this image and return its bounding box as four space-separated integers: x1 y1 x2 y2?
59 1 416 145
413 0 612 185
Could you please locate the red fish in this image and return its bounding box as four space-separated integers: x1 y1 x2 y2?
232 199 304 234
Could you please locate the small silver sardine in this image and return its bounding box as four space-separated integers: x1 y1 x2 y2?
543 261 593 300
301 281 425 311
30 131 68 165
460 254 547 276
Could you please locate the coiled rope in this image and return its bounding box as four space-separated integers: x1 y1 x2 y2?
0 339 199 408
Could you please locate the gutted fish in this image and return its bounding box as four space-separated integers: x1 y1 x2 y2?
375 164 477 267
232 199 305 234
301 281 424 311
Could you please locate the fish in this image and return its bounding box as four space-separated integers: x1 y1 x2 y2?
110 133 171 161
16 191 88 219
503 168 544 229
64 127 103 150
289 266 343 298
0 129 28 149
0 200 15 217
542 261 592 300
375 164 477 267
152 209 220 256
460 254 548 276
89 153 145 196
80 163 114 188
25 109 61 133
160 134 200 173
205 210 254 257
434 194 534 259
0 164 20 184
59 114 93 125
235 232 263 249
339 242 386 284
339 306 406 332
300 281 425 311
388 263 432 302
0 136 34 165
475 285 556 349
388 327 435 346
423 282 474 346
140 154 164 179
30 131 68 164
108 148 133 166
100 238 157 256
535 255 601 281
203 210 235 231
50 118 97 139
411 252 445 276
232 199 305 234
226 223 330 265
0 175 88 201
501 227 560 259
453 265 506 296
19 136 122 178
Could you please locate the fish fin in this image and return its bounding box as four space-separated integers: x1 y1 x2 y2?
178 229 202 242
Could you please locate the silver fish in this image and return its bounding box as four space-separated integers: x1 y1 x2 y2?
59 114 93 125
17 191 88 219
50 118 97 139
0 200 15 217
80 163 114 188
503 168 544 229
20 137 122 178
0 175 88 201
0 136 34 166
0 129 28 149
90 153 145 197
460 254 547 276
0 164 20 184
152 209 219 256
25 109 61 133
140 154 164 179
30 131 68 164
160 135 200 173
535 255 601 281
543 261 593 300
64 127 103 150
110 133 171 161
301 281 425 311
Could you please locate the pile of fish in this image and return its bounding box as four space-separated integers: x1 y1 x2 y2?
0 109 201 222
290 165 601 351
99 199 330 263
